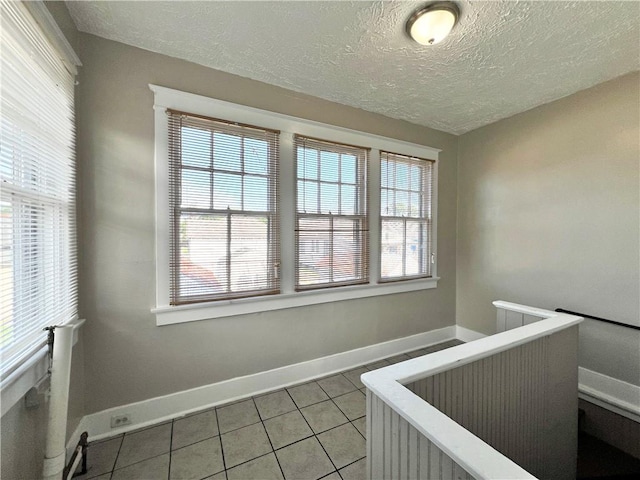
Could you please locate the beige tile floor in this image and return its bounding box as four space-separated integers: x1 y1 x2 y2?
74 340 462 480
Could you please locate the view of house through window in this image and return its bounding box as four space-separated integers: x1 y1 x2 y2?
157 92 438 318
380 151 434 281
168 111 280 304
294 136 369 290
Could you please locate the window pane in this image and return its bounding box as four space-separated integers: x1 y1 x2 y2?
230 215 270 292
334 218 362 282
213 172 242 210
341 154 356 184
295 136 368 290
181 169 210 209
320 151 339 182
381 188 390 216
1 200 14 350
181 127 211 168
179 213 226 298
410 165 422 191
213 132 241 171
409 193 421 217
244 138 268 175
341 185 356 215
244 176 268 211
381 159 393 188
170 112 280 304
0 1 77 377
405 220 427 276
297 181 318 213
297 217 330 286
380 152 433 281
395 191 409 216
297 147 318 180
381 219 405 278
320 183 339 214
396 163 409 189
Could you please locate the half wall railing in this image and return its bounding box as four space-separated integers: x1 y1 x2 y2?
362 301 583 480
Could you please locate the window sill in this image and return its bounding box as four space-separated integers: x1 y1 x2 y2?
1 318 84 418
152 277 439 326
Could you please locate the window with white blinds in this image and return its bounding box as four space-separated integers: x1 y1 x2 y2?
295 135 369 290
380 151 434 281
167 110 280 304
0 1 77 379
152 86 439 324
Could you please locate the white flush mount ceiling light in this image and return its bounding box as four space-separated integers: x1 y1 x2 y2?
407 2 460 45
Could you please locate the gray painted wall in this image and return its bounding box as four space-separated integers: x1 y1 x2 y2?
3 3 638 476
75 33 459 415
456 72 640 386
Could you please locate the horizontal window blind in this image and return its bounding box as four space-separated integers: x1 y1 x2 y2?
294 135 369 290
380 151 434 281
0 1 77 380
167 110 280 304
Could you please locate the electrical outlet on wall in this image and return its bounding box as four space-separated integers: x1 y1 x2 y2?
110 414 132 428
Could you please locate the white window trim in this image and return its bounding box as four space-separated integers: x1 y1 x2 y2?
150 85 440 326
0 0 81 416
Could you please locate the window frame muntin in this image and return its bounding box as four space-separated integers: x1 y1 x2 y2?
151 85 440 326
379 151 435 282
294 135 369 290
167 112 280 305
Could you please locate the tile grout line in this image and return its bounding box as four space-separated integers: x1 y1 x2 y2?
167 420 174 480
89 343 456 480
107 432 125 479
213 404 228 475
94 373 364 478
313 368 375 478
314 374 365 431
284 386 341 479
299 381 345 477
250 395 287 480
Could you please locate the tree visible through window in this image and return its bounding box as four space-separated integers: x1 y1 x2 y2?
167 111 280 304
294 136 369 290
380 151 434 281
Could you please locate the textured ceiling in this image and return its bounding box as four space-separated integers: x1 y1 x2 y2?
66 1 639 135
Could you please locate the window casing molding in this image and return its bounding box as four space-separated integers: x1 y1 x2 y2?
1 0 81 414
151 85 440 326
166 111 281 304
380 151 435 282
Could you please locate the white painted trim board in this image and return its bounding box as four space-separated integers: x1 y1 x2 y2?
578 367 640 423
456 325 640 423
73 326 457 444
67 323 639 454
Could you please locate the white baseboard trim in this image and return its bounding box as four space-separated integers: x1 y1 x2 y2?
455 325 487 342
77 325 457 443
71 325 638 445
578 367 640 423
65 421 86 462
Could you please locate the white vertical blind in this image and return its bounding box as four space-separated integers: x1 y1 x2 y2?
0 0 77 380
380 151 433 281
167 110 280 304
294 135 369 290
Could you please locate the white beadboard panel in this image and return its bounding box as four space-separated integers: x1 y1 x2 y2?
405 328 579 480
363 302 583 480
367 390 474 480
496 304 639 423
